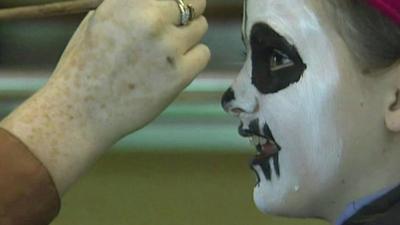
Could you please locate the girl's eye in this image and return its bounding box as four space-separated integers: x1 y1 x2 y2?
270 49 294 71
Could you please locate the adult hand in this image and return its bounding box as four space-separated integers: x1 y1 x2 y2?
0 0 210 194
53 0 210 140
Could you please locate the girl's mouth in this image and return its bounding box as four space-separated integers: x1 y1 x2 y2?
238 119 281 184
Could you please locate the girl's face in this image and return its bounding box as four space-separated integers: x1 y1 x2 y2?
221 0 395 218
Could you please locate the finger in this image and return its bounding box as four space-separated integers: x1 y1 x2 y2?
179 44 211 85
175 16 208 53
158 0 206 26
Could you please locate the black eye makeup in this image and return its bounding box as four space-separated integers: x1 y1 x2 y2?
249 22 307 94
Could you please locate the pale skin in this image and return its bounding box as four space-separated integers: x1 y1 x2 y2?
222 0 400 224
0 0 210 195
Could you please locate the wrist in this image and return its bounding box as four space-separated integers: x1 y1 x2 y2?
0 85 110 195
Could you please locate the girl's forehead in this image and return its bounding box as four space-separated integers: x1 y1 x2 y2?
244 0 327 47
244 1 288 31
245 0 309 20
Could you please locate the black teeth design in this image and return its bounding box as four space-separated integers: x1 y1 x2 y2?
263 123 281 150
249 119 260 135
241 119 282 185
260 159 272 181
273 154 280 177
263 122 273 138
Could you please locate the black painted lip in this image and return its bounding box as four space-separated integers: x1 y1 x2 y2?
238 120 282 183
238 125 268 139
238 122 271 141
238 121 281 155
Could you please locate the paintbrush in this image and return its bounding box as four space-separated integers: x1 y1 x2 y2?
0 0 104 21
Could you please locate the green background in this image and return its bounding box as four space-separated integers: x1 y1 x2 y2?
52 152 328 225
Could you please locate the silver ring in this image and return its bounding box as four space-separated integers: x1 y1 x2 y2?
176 0 194 26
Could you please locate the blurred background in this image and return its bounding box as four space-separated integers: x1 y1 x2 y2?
0 1 327 225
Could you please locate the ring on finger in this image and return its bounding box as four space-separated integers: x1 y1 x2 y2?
175 0 195 26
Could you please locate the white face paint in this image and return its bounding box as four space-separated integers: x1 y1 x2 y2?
222 0 397 220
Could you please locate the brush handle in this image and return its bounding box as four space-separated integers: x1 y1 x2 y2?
0 0 103 21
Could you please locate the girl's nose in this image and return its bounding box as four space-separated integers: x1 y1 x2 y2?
221 87 258 116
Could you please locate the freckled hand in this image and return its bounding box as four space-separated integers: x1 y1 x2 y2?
0 0 210 195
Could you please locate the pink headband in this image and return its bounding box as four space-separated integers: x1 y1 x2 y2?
368 0 400 25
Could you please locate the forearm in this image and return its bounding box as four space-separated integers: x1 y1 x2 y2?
0 128 60 224
0 85 108 195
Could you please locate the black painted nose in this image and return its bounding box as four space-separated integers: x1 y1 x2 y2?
221 88 236 112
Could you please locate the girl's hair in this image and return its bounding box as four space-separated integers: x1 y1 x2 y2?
327 0 400 69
